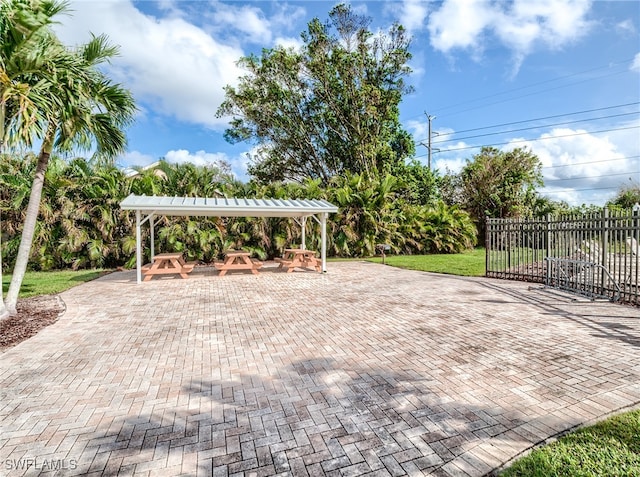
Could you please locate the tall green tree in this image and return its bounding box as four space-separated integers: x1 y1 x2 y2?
459 146 543 241
607 183 640 210
391 159 439 206
2 3 136 315
327 172 406 257
0 0 69 150
0 0 71 317
217 3 414 183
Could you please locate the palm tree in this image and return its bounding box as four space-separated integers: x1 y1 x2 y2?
0 0 73 317
3 22 135 315
0 1 79 148
328 172 402 257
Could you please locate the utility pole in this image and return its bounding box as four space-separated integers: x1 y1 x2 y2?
421 112 438 170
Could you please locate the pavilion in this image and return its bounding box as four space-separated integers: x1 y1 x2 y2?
120 194 339 283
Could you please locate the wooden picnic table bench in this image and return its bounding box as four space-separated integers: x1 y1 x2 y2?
275 248 321 273
142 252 197 281
214 251 263 276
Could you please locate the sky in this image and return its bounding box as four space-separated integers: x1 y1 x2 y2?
52 0 640 206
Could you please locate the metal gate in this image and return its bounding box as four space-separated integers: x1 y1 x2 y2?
486 209 640 305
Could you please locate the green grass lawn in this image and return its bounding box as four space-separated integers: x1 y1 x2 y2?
499 409 640 476
365 247 486 276
2 269 108 298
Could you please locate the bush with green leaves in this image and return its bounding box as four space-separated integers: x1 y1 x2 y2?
0 155 478 270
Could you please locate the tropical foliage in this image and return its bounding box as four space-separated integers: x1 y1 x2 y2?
0 0 67 149
0 155 477 272
607 183 640 210
0 1 478 303
1 0 136 315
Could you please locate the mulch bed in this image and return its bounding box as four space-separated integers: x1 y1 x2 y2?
0 295 65 351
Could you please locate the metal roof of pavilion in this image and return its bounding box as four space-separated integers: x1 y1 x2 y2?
120 194 339 218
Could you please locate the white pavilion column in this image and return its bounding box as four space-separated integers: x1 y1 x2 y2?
136 210 142 284
301 216 306 250
150 214 155 261
321 212 327 273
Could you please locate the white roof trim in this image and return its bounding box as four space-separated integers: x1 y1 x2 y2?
120 194 339 218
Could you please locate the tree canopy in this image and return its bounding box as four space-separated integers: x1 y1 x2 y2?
456 146 543 238
0 0 71 150
607 184 640 210
1 0 136 316
217 3 415 184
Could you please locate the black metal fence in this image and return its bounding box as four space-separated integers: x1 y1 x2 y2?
486 209 640 305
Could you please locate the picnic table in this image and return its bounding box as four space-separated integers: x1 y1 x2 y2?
142 252 196 281
276 248 321 273
214 251 263 276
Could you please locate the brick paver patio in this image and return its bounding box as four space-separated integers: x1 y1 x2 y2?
1 261 639 476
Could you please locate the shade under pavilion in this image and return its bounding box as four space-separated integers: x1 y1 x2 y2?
120 194 339 283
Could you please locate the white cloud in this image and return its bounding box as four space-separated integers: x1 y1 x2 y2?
406 118 429 142
428 0 493 55
273 36 304 51
631 53 640 73
428 0 593 71
55 1 245 130
164 149 249 179
508 0 592 49
197 1 306 47
430 136 472 174
165 149 226 167
433 154 467 174
397 0 431 33
508 125 639 205
202 2 273 44
616 19 636 35
267 3 308 37
118 148 250 180
432 127 456 144
118 150 157 168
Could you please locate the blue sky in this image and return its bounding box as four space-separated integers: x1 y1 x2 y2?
54 0 639 206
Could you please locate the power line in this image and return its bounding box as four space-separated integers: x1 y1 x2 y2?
435 125 640 153
412 101 639 144
416 101 640 142
401 57 637 124
436 69 630 119
419 155 640 182
431 111 638 145
542 155 640 169
431 101 638 137
545 171 638 182
431 57 636 117
416 152 639 174
420 153 639 169
543 185 624 193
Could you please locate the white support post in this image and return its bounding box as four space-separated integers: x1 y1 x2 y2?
136 210 142 284
301 216 306 250
150 214 155 261
321 212 327 273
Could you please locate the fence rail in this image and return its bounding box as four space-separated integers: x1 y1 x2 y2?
486 209 640 305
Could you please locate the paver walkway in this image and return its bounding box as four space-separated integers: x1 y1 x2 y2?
1 261 639 477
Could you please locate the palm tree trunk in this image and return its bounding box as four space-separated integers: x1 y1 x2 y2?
0 211 7 320
0 100 6 152
0 101 9 319
4 124 55 315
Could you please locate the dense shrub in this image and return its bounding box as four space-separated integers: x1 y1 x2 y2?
0 155 477 270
